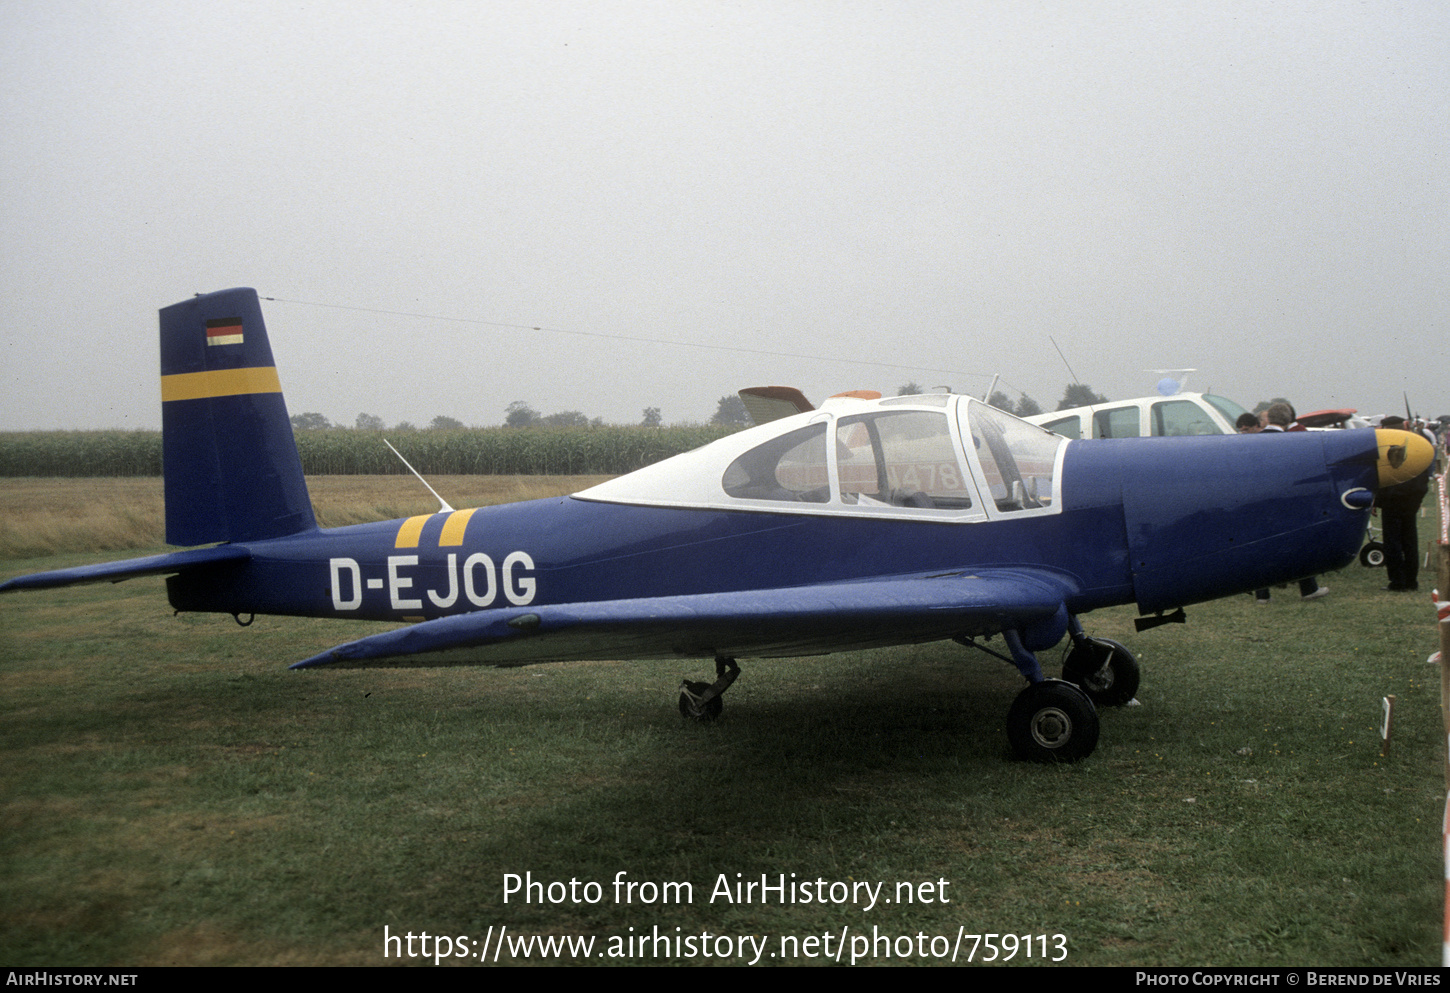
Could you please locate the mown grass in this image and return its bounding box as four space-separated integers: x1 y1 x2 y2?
0 476 610 559
1 480 1446 966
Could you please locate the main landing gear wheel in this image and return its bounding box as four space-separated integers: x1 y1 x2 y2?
1062 637 1140 707
1007 680 1099 763
1360 542 1386 568
678 656 740 722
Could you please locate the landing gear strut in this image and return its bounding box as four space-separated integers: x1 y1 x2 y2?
970 628 1099 762
959 618 1132 762
679 656 740 721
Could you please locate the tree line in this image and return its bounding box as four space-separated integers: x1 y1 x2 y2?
287 382 1130 434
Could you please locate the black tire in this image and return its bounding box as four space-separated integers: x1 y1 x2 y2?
1007 680 1099 763
1062 638 1140 707
1360 542 1386 568
678 680 723 721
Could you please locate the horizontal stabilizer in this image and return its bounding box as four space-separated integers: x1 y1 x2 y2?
738 386 815 425
291 569 1075 669
0 545 251 594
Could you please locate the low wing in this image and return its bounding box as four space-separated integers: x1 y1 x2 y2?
292 568 1077 669
0 545 251 593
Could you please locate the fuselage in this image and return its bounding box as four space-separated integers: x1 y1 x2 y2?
167 424 1377 628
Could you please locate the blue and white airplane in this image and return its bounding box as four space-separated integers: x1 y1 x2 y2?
1 288 1435 761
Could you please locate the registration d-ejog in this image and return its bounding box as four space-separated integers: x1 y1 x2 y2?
503 872 952 912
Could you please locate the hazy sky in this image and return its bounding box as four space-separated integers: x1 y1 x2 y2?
2 1 1445 430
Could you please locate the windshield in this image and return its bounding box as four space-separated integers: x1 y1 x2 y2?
959 400 1062 512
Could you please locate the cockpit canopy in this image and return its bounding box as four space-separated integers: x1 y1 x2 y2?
577 395 1066 522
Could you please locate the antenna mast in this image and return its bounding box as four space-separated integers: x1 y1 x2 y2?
1049 336 1081 384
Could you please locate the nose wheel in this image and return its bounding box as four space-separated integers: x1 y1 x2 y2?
1359 541 1385 568
679 656 740 721
1062 636 1140 707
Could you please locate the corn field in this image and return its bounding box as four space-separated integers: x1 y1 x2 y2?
0 425 741 477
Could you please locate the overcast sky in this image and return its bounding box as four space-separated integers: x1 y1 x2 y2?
2 1 1445 431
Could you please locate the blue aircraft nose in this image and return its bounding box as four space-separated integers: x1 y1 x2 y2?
1107 430 1378 614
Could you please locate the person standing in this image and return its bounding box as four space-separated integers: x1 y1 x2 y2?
1375 415 1434 592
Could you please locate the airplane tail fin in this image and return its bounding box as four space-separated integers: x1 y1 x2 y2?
159 288 317 545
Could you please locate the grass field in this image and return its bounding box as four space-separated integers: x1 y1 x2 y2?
0 475 612 558
1 478 1447 966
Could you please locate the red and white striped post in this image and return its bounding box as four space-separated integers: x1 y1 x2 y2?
1434 445 1449 966
1436 587 1448 967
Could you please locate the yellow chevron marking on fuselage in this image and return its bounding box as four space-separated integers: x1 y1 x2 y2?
394 515 431 549
439 508 477 546
160 366 282 402
395 509 480 549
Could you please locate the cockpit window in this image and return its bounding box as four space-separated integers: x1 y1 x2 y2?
722 423 830 502
961 402 1060 512
722 411 977 512
835 411 973 509
719 402 1060 517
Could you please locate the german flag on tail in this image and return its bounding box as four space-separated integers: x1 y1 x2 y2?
205 317 243 346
